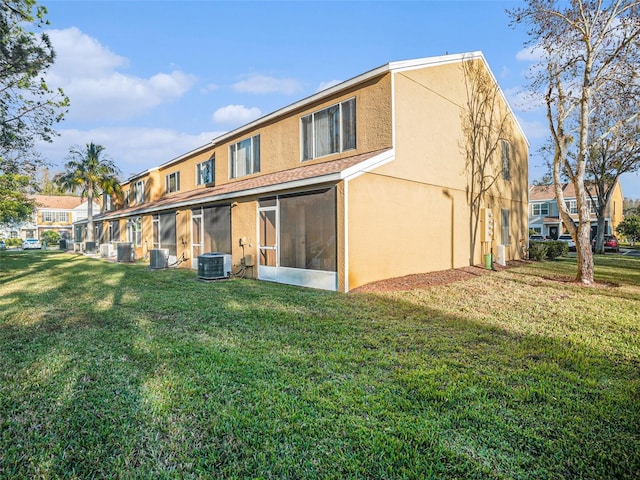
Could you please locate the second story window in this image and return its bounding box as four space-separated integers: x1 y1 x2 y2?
133 180 145 204
501 140 511 181
42 211 54 222
230 135 260 179
301 98 356 161
197 155 215 185
565 200 578 214
166 171 180 194
532 203 549 216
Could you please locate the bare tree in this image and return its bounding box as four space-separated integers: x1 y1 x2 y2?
587 90 640 253
510 0 640 285
461 56 513 265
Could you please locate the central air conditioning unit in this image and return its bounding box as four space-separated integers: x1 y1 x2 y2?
149 248 170 269
198 253 232 280
116 242 134 263
100 243 115 258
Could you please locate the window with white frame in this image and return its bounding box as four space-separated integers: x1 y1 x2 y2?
565 200 578 214
55 212 69 222
104 194 113 212
197 155 215 185
301 98 356 161
588 199 599 214
41 211 54 222
133 180 145 203
531 203 549 216
501 140 511 181
501 208 510 246
229 135 260 179
166 171 180 193
127 217 142 246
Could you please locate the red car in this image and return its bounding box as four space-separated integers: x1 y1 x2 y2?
592 234 619 252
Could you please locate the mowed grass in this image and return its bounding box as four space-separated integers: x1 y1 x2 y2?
0 251 638 479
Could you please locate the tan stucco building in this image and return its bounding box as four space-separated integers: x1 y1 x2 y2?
90 52 529 292
528 181 624 239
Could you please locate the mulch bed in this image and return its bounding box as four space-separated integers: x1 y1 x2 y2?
351 260 530 293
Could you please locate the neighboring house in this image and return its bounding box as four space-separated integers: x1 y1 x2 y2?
528 182 624 239
81 52 528 292
0 195 98 241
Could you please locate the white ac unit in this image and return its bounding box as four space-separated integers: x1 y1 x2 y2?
100 243 115 258
198 253 232 280
150 248 170 269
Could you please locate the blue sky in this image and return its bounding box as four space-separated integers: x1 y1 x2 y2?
37 0 640 198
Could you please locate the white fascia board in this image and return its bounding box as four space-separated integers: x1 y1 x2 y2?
340 149 396 181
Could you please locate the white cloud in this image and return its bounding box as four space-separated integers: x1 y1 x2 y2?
504 87 545 112
516 45 545 63
45 28 197 121
37 127 225 179
201 83 219 93
316 80 343 92
212 105 262 125
233 74 303 95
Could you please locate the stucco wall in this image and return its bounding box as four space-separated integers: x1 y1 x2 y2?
346 59 528 290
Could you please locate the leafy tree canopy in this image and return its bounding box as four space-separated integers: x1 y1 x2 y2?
0 0 69 173
0 172 34 223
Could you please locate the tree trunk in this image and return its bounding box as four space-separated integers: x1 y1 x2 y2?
86 185 94 243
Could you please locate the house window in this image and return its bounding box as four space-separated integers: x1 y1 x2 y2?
133 180 145 203
501 208 510 246
565 200 578 214
42 211 53 222
501 140 511 181
197 156 215 185
532 203 549 216
55 212 69 222
302 98 356 161
152 215 160 249
588 199 599 214
104 194 113 212
230 135 260 179
127 217 142 247
166 171 180 193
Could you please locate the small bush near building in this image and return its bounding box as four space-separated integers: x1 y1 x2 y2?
528 240 568 261
528 241 548 261
545 240 568 259
5 238 22 248
41 230 60 246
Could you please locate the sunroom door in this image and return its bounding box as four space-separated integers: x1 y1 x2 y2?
258 199 278 281
191 208 203 269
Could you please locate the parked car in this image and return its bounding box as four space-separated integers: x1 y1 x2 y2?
0 240 5 250
558 234 576 251
529 235 548 241
22 239 42 250
593 234 619 252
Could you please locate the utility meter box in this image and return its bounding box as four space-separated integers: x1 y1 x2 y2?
481 208 494 242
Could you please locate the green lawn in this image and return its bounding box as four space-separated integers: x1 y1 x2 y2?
1 251 638 479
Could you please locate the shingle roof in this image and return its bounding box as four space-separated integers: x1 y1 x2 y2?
529 183 591 201
32 195 84 210
99 148 393 220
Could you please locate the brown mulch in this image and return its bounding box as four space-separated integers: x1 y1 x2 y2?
351 260 530 293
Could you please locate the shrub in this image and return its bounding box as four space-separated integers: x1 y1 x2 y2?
545 240 568 259
528 241 548 261
5 238 22 248
41 230 60 246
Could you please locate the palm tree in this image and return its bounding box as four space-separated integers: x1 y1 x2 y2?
56 142 121 246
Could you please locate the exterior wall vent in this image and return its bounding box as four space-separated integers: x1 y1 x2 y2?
150 248 170 269
198 253 232 280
